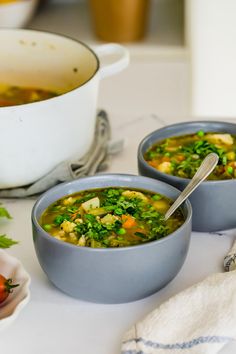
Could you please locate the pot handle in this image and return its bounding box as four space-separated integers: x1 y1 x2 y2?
93 43 130 79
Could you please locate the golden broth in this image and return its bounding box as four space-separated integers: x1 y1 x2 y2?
0 84 59 106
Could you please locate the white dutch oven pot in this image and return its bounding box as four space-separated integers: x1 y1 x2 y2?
0 29 129 188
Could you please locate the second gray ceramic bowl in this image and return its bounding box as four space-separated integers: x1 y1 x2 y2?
32 174 192 304
138 120 236 232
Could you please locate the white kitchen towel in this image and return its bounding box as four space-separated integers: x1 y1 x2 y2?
121 270 236 354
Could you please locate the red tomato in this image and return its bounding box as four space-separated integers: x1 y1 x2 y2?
0 274 19 304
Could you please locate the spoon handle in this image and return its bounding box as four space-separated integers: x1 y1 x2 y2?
164 153 219 221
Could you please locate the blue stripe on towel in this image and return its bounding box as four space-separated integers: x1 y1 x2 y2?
121 335 233 353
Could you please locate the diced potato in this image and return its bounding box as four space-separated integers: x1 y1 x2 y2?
156 161 172 174
122 190 148 202
63 197 75 206
78 235 86 247
88 207 107 216
205 133 233 146
153 200 169 212
69 232 77 242
227 151 235 161
81 197 100 212
52 231 62 237
60 220 76 233
101 214 118 225
75 218 83 224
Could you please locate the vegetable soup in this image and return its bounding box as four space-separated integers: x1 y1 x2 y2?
145 131 236 180
0 84 59 106
40 188 184 248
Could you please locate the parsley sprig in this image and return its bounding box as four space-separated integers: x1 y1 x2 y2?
176 140 227 178
181 140 226 163
0 206 12 219
0 234 18 248
0 204 18 248
75 189 170 244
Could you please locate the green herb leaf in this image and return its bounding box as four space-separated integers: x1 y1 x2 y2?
0 207 12 219
151 194 162 201
227 166 234 174
135 232 147 238
54 214 70 225
197 130 205 137
0 234 18 248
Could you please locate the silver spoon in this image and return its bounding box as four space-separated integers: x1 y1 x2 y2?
164 152 219 221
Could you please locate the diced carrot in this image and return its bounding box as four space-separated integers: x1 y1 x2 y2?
122 214 137 229
176 154 185 162
0 100 14 106
71 211 80 220
161 156 171 162
148 161 159 168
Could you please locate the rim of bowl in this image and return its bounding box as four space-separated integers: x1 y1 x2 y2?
31 173 192 253
0 28 100 109
138 120 236 186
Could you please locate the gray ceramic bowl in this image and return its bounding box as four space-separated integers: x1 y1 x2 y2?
138 120 236 232
32 174 192 304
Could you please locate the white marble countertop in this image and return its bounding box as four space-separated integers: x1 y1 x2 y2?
1 3 236 354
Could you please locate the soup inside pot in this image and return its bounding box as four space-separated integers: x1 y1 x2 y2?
145 131 236 180
40 187 184 248
0 84 59 106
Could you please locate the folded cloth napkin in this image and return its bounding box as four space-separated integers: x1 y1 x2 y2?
122 259 236 354
0 110 123 198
